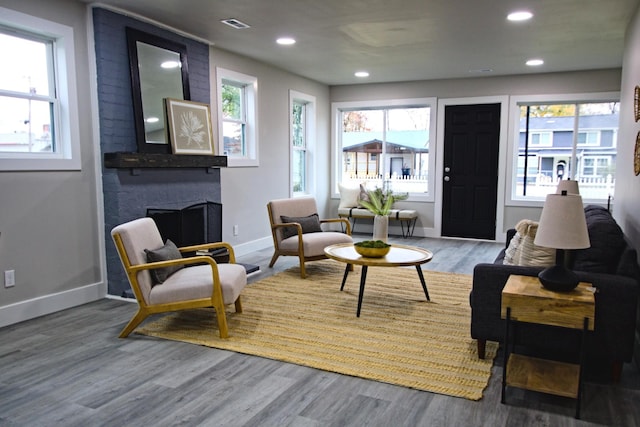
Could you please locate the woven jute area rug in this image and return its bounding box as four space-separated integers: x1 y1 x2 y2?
136 260 498 400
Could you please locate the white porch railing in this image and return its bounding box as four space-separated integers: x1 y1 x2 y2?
517 175 615 200
343 173 429 194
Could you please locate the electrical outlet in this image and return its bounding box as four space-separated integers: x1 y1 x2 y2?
4 270 15 288
233 225 239 236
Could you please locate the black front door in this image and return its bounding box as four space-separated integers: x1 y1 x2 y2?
442 103 500 240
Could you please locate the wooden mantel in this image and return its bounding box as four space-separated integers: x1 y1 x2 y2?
103 152 227 169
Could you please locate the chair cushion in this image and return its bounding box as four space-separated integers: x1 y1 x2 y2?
280 231 353 257
144 239 184 284
280 213 322 239
148 263 247 306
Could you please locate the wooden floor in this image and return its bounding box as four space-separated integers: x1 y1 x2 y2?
1 234 639 426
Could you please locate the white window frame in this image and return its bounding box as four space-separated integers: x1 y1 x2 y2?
331 97 437 202
289 90 315 197
580 155 610 177
529 131 552 147
0 7 81 171
577 130 600 146
215 67 258 167
506 92 619 206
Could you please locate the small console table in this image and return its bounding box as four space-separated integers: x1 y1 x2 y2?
500 275 595 419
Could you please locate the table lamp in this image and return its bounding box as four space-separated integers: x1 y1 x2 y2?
534 191 590 291
556 179 580 195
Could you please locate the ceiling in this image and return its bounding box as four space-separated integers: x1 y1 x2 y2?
84 0 638 85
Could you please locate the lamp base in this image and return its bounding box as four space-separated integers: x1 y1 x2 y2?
538 264 579 292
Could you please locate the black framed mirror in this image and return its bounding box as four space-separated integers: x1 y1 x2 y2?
126 28 190 153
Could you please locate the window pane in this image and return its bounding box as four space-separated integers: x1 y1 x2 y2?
0 96 53 153
292 102 305 148
221 83 243 120
293 149 305 193
0 33 51 96
222 121 245 156
515 101 618 200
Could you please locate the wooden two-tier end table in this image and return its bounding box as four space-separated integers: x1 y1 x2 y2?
500 275 595 419
324 243 433 317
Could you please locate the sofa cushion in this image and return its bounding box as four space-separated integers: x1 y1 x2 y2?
144 239 184 284
503 219 555 267
573 205 625 274
280 213 322 239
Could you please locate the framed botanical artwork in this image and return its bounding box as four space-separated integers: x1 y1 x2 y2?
635 85 640 122
635 131 640 176
165 98 215 155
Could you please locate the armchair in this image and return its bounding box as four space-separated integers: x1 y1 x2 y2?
111 217 247 339
267 197 353 278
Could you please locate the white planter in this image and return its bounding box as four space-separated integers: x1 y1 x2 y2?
373 215 389 242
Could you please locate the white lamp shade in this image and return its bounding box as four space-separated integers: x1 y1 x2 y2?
556 179 580 195
534 193 590 250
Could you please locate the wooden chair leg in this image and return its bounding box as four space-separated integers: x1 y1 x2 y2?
119 308 149 338
214 306 229 339
268 252 279 268
234 297 243 313
299 258 306 278
612 361 623 382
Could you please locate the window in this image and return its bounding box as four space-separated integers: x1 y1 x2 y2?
290 90 315 196
216 68 258 167
0 8 81 170
509 94 619 202
332 98 437 201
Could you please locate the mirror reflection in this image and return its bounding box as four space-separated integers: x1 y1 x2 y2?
126 28 190 153
137 42 184 144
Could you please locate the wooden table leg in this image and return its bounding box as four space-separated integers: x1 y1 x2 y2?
356 265 368 317
415 266 430 301
340 263 351 291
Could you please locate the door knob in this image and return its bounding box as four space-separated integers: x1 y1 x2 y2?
444 167 451 172
444 176 450 182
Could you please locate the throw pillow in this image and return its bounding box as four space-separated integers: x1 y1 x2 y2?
144 239 184 284
503 220 555 267
338 183 361 209
358 183 370 207
280 213 323 240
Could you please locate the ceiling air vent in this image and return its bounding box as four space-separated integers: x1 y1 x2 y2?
221 18 251 29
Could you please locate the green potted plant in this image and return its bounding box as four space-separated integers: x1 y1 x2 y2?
358 188 408 241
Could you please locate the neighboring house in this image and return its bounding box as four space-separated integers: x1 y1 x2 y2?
517 114 618 186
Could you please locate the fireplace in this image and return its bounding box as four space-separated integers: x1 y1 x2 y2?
146 201 222 248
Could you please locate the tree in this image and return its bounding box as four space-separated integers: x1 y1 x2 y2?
343 111 370 131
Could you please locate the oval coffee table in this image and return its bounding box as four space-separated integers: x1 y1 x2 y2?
324 243 434 317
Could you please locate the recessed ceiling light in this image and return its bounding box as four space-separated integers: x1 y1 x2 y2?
161 61 181 69
276 37 296 45
146 117 159 123
354 71 369 78
507 10 533 21
526 58 544 66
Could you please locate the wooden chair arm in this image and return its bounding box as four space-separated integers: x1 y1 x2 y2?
320 218 352 235
128 255 220 273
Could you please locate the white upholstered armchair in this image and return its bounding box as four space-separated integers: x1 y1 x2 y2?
111 217 247 339
267 197 352 278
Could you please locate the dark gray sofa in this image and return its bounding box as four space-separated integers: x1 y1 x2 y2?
470 205 640 381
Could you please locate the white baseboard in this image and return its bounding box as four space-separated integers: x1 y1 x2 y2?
233 236 272 257
0 281 106 328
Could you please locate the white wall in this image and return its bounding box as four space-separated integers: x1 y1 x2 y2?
614 3 640 253
209 48 331 256
0 0 103 326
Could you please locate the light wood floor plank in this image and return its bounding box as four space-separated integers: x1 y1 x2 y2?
1 234 639 426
